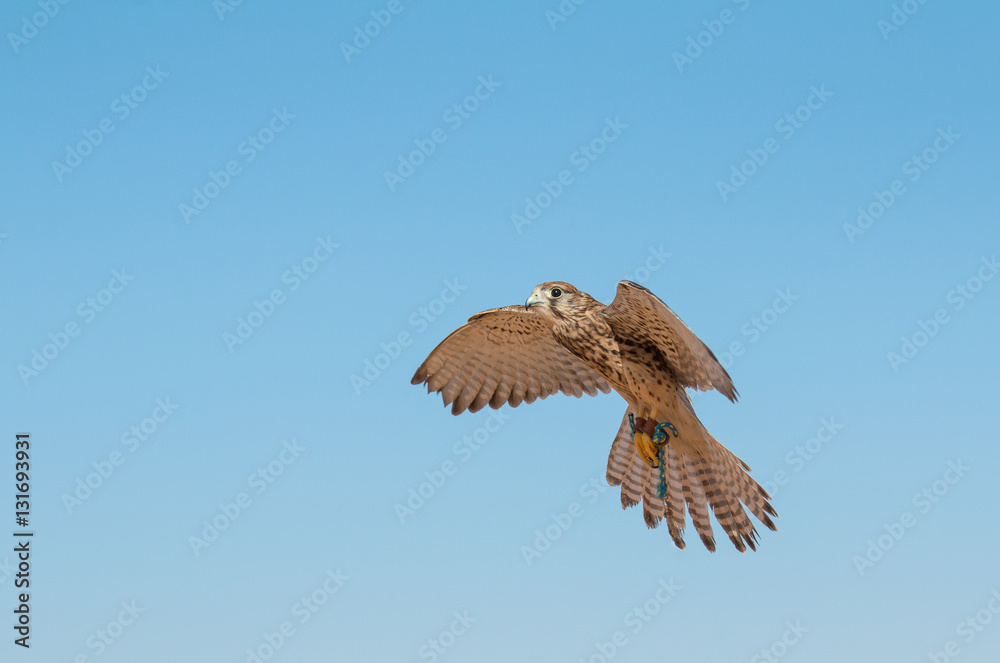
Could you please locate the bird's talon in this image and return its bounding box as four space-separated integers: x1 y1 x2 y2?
633 419 679 467
634 431 660 467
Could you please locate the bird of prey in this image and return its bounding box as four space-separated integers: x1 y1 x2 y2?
411 281 776 552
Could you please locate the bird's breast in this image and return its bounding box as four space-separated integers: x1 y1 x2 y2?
552 317 626 387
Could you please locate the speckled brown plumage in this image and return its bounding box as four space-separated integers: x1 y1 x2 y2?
412 280 777 552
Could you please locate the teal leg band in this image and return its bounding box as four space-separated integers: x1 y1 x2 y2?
652 422 678 499
657 446 668 498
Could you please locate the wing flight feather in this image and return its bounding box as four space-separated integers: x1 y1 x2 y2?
603 281 737 401
412 305 611 415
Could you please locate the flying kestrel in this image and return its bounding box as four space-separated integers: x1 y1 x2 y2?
411 281 777 552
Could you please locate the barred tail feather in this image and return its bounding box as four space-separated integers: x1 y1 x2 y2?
606 406 778 552
681 458 716 552
716 446 778 531
663 445 687 549
641 470 665 529
606 409 635 487
706 434 778 528
621 451 646 509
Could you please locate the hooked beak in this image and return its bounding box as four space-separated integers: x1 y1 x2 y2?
525 291 545 310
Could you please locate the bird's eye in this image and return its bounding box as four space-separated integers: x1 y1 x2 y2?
550 288 563 298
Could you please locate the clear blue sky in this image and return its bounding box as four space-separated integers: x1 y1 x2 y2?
3 1 999 661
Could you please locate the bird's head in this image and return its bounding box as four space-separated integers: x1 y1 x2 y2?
525 281 594 321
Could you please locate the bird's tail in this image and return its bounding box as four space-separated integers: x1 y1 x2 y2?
606 407 777 552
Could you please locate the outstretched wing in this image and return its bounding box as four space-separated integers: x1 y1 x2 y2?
412 305 612 415
603 281 737 401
